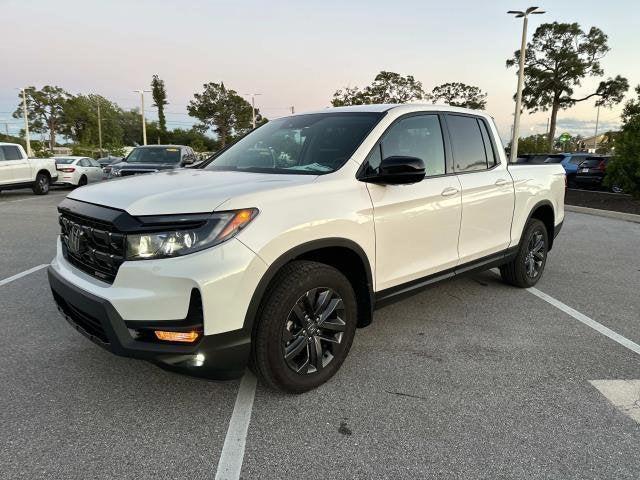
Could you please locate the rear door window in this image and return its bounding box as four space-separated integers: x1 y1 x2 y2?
1 145 23 160
446 115 490 172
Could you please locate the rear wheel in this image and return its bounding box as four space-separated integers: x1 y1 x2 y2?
32 172 50 195
500 218 548 288
251 260 357 393
78 175 88 187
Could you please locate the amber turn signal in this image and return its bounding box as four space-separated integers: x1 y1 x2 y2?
154 330 200 343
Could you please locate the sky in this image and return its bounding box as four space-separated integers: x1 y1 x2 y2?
1 0 638 143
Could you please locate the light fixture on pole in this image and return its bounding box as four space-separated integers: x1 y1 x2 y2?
243 93 262 129
508 6 545 163
134 89 151 145
17 87 32 157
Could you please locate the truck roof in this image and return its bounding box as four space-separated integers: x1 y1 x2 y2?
301 103 489 117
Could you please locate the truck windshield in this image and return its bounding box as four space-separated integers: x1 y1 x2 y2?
125 147 181 164
204 113 384 175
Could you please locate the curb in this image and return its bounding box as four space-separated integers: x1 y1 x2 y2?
565 205 640 224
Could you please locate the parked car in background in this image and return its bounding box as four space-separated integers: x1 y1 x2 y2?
574 156 617 190
0 142 58 195
98 156 123 179
48 104 566 393
108 145 197 178
54 157 104 187
514 154 551 165
544 153 589 187
97 155 122 168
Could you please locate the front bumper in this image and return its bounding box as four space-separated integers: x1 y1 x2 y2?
48 266 250 379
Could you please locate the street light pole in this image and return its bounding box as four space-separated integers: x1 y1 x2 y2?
243 93 262 129
134 89 151 145
97 99 103 157
508 7 545 163
593 104 600 153
20 88 32 157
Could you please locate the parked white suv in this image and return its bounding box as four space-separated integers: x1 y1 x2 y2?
48 105 565 393
0 143 58 195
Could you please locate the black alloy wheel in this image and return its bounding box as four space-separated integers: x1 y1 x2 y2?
282 287 346 374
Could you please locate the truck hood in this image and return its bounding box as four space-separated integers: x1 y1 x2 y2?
68 169 318 215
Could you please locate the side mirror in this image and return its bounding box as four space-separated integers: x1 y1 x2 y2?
360 156 426 185
182 156 194 165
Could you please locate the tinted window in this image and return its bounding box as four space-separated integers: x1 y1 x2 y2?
478 120 497 166
544 155 565 164
55 158 75 165
380 115 445 176
90 159 101 167
447 115 488 172
206 113 383 175
1 145 23 160
79 159 91 167
126 147 182 164
569 155 587 165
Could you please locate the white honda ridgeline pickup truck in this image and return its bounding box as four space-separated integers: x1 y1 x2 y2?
48 105 565 393
0 143 58 195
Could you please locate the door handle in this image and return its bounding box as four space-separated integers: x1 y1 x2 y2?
494 178 509 186
441 187 459 197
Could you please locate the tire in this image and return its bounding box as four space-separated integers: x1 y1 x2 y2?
500 218 549 288
77 175 88 187
250 260 358 394
566 174 577 188
32 172 50 195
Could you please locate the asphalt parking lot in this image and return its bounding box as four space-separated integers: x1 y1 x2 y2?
1 188 640 479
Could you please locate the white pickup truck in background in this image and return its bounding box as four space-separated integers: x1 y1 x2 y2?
0 143 58 195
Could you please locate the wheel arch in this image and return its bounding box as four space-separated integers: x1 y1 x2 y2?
526 200 556 250
36 169 51 180
243 238 375 336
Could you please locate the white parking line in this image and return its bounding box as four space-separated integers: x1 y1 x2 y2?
215 371 258 480
0 264 49 287
526 287 640 356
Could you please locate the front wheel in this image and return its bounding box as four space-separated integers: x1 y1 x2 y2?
500 218 548 288
251 261 357 393
32 173 50 195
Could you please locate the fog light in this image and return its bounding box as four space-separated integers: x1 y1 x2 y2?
154 330 200 343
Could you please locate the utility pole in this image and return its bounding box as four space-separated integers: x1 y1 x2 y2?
290 106 295 115
593 104 600 153
134 89 151 145
97 99 103 157
20 88 32 157
0 119 9 136
508 7 545 162
243 93 262 129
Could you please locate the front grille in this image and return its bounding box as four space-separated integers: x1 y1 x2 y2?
52 290 110 344
59 211 125 283
120 169 157 177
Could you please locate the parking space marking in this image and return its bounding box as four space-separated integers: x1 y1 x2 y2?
215 371 257 480
526 287 640 356
0 264 49 287
0 192 66 206
589 380 640 424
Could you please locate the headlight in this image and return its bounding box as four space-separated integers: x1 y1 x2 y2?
125 209 258 260
111 169 121 177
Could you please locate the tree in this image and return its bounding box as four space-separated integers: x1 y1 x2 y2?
605 85 640 197
187 82 256 147
151 74 168 135
12 85 72 150
516 134 549 155
506 22 628 148
428 82 487 109
331 71 424 106
61 94 124 149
